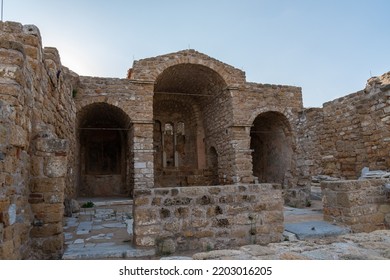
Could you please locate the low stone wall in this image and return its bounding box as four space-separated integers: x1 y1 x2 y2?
321 179 390 232
133 184 284 254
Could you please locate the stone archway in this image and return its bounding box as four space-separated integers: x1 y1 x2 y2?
153 63 228 187
250 111 293 187
77 102 132 197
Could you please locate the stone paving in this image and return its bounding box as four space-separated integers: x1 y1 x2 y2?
62 198 155 260
62 197 390 260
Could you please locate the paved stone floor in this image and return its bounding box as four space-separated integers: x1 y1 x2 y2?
62 198 155 260
62 198 390 260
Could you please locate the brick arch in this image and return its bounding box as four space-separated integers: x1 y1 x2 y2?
130 49 246 88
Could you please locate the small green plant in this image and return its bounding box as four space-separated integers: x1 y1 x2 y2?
206 243 213 252
72 89 77 98
305 198 312 207
81 201 94 208
155 238 174 256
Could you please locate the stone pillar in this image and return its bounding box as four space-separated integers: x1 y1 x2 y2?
132 121 154 189
29 135 68 259
132 121 154 247
230 125 255 184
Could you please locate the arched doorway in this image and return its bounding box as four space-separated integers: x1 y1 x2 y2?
250 112 293 187
153 63 227 187
77 103 132 197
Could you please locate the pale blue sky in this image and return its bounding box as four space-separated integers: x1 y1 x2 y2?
4 0 390 107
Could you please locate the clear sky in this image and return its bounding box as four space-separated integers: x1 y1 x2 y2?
3 0 390 107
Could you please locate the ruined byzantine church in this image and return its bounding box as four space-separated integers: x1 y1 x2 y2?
0 22 389 259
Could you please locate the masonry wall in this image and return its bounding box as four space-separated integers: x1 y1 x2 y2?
133 184 284 252
232 83 309 206
298 73 390 182
0 22 76 259
76 77 154 194
321 179 390 232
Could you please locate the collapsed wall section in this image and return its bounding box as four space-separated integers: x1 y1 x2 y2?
133 184 284 253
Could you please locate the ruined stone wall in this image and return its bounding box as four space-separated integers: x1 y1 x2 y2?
133 184 284 253
296 108 325 181
299 73 390 181
321 179 390 232
0 22 76 259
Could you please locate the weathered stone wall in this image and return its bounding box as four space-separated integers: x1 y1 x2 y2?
321 179 390 232
299 73 390 180
232 83 308 206
133 184 284 253
0 22 76 259
75 77 154 195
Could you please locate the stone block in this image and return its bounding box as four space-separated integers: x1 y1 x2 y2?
231 229 247 239
44 156 67 178
156 238 176 255
194 230 214 238
9 125 27 148
30 177 65 193
263 211 284 223
164 221 180 232
207 205 224 217
191 218 210 228
378 204 390 214
134 196 149 206
218 195 234 204
135 235 155 247
30 156 44 177
0 240 15 259
0 198 10 212
42 235 64 255
44 192 64 204
163 197 192 206
30 222 62 238
35 138 68 153
134 209 158 226
174 207 189 218
134 224 161 236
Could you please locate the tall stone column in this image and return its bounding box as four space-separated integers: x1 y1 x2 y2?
132 121 154 190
